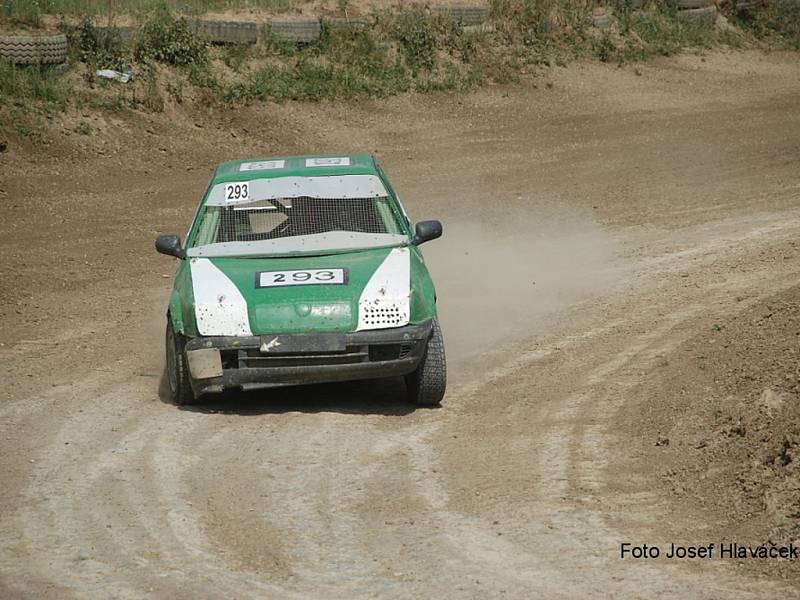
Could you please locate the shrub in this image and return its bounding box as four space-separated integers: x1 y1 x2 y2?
68 17 128 70
391 9 439 72
134 10 208 66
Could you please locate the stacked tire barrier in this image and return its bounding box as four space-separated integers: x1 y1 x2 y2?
0 1 741 64
326 17 372 32
588 0 720 28
0 8 490 57
432 5 490 24
187 19 258 44
674 0 718 23
268 18 322 43
0 34 68 65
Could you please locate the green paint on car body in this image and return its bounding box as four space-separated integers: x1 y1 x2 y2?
207 247 393 334
166 153 439 338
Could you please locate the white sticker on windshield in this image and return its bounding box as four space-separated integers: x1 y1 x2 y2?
305 157 351 168
239 160 285 171
224 182 250 204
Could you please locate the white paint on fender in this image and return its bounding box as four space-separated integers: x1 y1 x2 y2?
190 258 253 336
357 247 411 331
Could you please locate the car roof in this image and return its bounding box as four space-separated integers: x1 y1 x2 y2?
211 154 379 184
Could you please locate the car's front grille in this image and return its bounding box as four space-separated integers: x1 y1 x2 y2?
239 347 367 369
368 344 401 362
229 341 417 370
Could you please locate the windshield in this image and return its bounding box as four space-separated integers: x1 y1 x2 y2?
187 195 407 257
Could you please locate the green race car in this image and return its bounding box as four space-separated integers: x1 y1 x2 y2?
156 154 446 406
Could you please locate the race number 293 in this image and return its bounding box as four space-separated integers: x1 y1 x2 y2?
224 182 250 203
257 269 347 288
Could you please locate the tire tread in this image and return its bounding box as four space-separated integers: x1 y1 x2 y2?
406 319 447 406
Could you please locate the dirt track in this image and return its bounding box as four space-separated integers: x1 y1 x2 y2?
1 50 800 598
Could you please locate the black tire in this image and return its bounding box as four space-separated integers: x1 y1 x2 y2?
268 19 322 43
0 34 68 65
326 17 372 32
735 0 758 14
186 18 258 44
676 5 717 22
405 319 447 407
675 0 714 9
166 321 196 406
433 5 489 25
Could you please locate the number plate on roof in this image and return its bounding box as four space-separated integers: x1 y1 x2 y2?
256 269 347 288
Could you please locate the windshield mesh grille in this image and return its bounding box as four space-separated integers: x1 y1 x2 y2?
202 196 396 245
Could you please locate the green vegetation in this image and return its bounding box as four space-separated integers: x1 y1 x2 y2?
73 120 90 134
1 0 799 143
133 10 208 65
735 0 800 49
598 9 719 62
0 0 295 25
69 16 127 68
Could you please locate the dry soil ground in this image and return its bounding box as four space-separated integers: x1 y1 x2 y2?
1 49 799 598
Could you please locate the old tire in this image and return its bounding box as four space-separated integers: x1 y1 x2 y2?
166 321 196 406
405 319 446 407
433 5 490 25
0 34 68 65
676 5 718 22
326 17 372 32
186 18 258 44
674 0 714 8
269 18 322 43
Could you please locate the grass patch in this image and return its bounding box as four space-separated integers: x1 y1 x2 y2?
736 1 800 50
0 60 69 109
0 59 70 143
73 120 90 134
1 0 296 24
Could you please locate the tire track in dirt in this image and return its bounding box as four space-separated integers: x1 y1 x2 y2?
428 208 800 598
3 52 800 598
4 208 800 599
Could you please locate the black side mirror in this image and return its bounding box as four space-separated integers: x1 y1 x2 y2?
412 220 443 246
155 234 184 258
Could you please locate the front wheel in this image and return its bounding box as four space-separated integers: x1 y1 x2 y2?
405 319 447 406
166 320 196 406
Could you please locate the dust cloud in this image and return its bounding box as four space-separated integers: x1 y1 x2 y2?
422 214 620 366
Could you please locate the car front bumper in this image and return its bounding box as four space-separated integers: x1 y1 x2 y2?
183 320 433 396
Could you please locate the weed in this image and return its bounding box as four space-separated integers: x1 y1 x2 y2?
259 23 301 57
221 43 250 72
0 60 69 111
64 17 128 70
744 1 800 49
389 9 439 73
165 77 184 103
593 32 616 62
1 0 297 20
73 121 91 134
134 10 208 66
0 0 42 26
